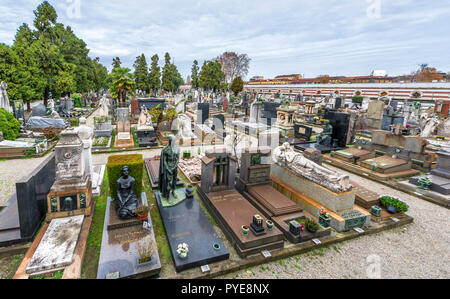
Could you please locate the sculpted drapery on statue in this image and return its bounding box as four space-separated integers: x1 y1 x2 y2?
273 143 351 193
116 165 140 219
158 136 180 200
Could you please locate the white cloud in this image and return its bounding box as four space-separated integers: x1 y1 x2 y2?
0 0 449 79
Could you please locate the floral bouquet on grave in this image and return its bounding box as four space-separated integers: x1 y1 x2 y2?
177 243 189 259
417 176 432 190
319 207 330 219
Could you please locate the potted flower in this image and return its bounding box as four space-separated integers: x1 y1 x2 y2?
305 219 319 233
379 196 408 214
135 206 149 219
318 207 331 228
177 243 189 259
266 220 274 230
241 225 249 235
136 239 155 267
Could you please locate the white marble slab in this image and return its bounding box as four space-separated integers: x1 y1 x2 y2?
26 215 84 274
0 140 35 148
117 132 131 140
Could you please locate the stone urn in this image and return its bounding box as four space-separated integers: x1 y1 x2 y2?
185 185 195 198
241 225 249 235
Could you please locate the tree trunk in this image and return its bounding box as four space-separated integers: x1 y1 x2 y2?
44 86 49 107
27 100 31 112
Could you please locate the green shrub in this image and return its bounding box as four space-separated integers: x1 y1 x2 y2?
352 96 364 104
72 94 83 108
0 108 20 140
379 196 408 212
70 118 80 127
107 154 144 199
305 218 320 231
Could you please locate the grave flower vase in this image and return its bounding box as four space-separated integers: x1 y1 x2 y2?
371 206 381 217
241 225 249 235
386 206 398 214
318 215 331 228
136 256 152 267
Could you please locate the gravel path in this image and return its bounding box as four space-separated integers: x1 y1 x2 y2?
220 164 450 279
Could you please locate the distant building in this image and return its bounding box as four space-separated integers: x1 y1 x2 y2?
274 74 302 81
249 76 265 82
371 70 387 77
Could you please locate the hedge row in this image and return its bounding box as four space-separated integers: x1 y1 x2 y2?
106 154 144 199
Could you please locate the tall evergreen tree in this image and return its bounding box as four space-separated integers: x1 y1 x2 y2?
191 60 199 89
112 57 122 71
161 52 174 92
133 54 149 93
12 24 46 111
198 60 225 92
148 54 161 95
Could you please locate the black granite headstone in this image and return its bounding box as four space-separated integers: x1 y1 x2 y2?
16 153 55 240
155 191 229 272
294 124 312 141
138 98 166 111
334 97 342 109
324 111 350 148
262 102 281 127
197 103 209 124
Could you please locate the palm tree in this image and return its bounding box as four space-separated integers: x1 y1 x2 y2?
110 67 136 104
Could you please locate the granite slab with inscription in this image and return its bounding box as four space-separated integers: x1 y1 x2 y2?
155 190 229 272
96 195 161 279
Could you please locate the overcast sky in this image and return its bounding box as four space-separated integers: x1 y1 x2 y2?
1 0 449 80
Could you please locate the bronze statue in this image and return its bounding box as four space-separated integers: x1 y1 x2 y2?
317 120 333 147
158 136 180 200
116 165 140 219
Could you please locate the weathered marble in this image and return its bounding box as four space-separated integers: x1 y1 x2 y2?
273 143 351 193
26 215 84 274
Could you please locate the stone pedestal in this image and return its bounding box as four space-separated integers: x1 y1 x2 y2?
270 164 370 232
46 129 93 221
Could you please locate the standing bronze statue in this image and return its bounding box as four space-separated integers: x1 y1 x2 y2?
158 136 180 200
116 165 140 219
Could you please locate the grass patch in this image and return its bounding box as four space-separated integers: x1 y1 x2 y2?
80 172 109 279
29 270 64 279
110 129 116 150
143 170 173 273
0 254 25 279
131 128 138 148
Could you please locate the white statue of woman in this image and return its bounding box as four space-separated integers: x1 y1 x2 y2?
177 114 195 138
0 81 12 112
273 143 351 192
99 95 109 117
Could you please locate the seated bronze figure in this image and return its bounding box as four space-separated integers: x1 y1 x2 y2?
116 165 140 219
